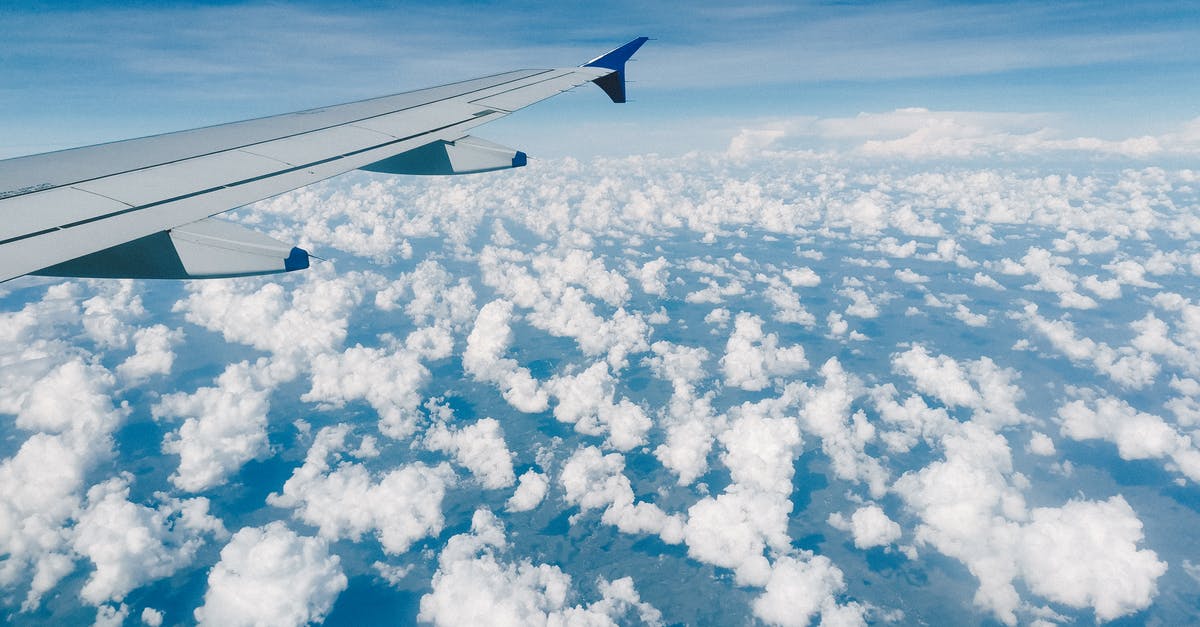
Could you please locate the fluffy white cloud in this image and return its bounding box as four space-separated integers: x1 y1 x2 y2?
828 505 902 549
683 394 803 586
375 259 477 330
116 324 182 384
1028 432 1056 456
425 417 516 490
633 257 670 295
896 420 1166 624
72 475 226 605
194 522 347 627
752 554 863 627
895 268 929 284
839 287 881 318
419 508 663 626
463 299 550 413
80 280 146 349
797 359 888 497
0 358 127 610
506 469 549 513
892 345 1029 429
140 607 164 626
952 303 988 327
303 331 450 439
268 425 453 554
643 342 723 484
1012 247 1097 309
172 269 364 379
560 446 685 544
892 345 979 408
1019 497 1167 621
545 361 652 451
154 360 272 492
1017 303 1159 388
478 247 648 368
762 282 817 326
721 313 808 391
783 266 821 288
1059 397 1200 481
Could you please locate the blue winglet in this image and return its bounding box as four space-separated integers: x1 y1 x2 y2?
583 37 649 104
284 247 310 272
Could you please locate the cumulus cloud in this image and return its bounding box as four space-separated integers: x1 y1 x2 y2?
683 392 806 586
1017 303 1159 389
463 299 550 413
0 358 127 610
153 360 272 492
828 505 902 549
560 446 685 544
896 421 1165 624
1019 497 1167 622
545 361 652 451
646 342 723 485
506 470 549 513
303 331 451 439
194 522 347 627
172 269 364 379
80 280 146 349
478 246 648 369
425 417 517 490
268 424 454 554
633 257 670 295
720 313 808 391
116 324 183 384
1059 397 1200 481
752 554 864 627
419 508 663 626
892 344 1030 429
375 259 477 330
72 475 226 605
895 268 929 284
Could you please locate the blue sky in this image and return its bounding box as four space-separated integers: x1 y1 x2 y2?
2 0 1198 158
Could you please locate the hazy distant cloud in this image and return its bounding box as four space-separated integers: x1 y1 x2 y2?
728 110 1200 160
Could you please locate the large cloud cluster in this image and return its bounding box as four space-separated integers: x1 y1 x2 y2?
3 134 1199 625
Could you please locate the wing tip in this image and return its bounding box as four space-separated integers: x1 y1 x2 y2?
582 37 650 104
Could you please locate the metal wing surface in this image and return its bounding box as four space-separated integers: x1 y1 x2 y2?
0 37 648 282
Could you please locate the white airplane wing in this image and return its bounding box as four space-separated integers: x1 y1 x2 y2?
0 37 648 282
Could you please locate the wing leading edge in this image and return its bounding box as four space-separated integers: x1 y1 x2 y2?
0 37 648 283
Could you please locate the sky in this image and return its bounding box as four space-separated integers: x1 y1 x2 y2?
2 0 1199 158
4 2 1200 627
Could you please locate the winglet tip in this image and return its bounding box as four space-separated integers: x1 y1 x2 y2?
583 37 650 72
584 37 650 104
285 247 310 272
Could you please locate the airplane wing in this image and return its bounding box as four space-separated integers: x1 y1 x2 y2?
0 37 649 283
